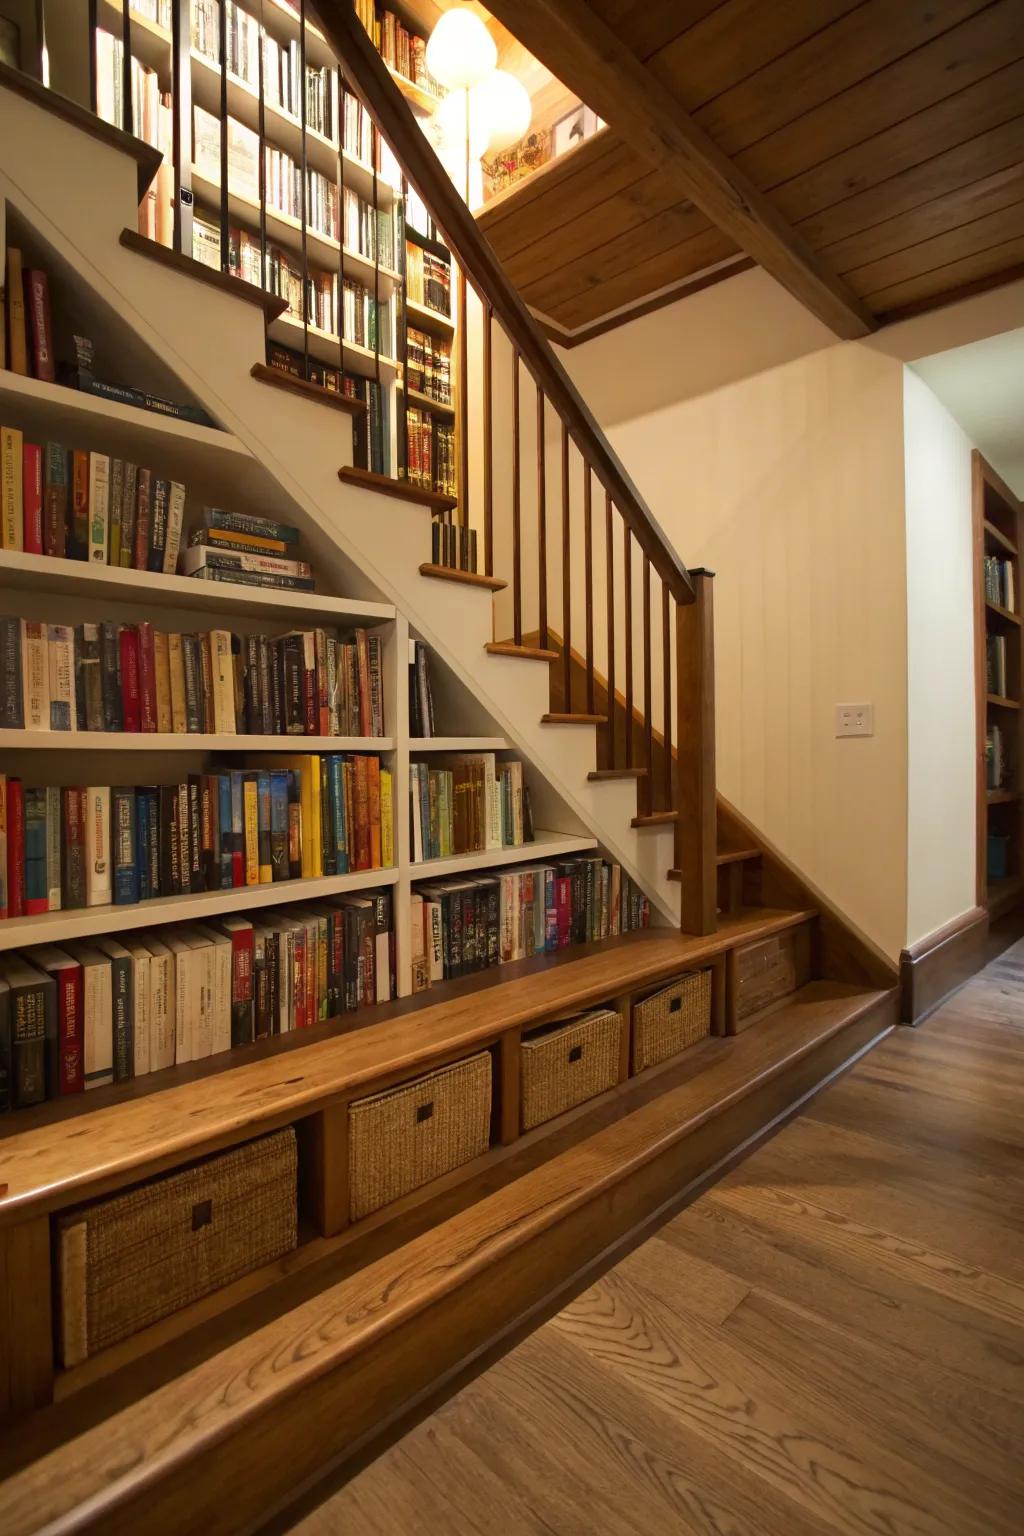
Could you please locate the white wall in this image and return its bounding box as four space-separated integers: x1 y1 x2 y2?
903 370 978 945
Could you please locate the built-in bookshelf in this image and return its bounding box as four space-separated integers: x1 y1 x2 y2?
974 450 1024 919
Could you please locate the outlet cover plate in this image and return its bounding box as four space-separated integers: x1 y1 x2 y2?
836 704 874 738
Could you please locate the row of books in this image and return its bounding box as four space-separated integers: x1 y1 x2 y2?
987 634 1009 700
406 408 456 498
342 187 401 272
410 855 651 989
95 29 175 248
0 754 393 920
984 554 1016 613
354 1 447 101
0 426 185 570
1 246 55 381
406 326 452 404
431 516 478 575
405 241 452 317
0 617 385 738
410 755 534 862
408 639 436 738
0 890 394 1108
986 724 1009 792
192 0 339 141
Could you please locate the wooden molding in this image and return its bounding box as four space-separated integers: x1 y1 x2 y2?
337 466 457 511
899 906 989 1026
419 564 507 591
482 0 875 341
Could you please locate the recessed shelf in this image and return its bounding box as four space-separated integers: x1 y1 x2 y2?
267 313 400 381
0 550 395 624
410 737 510 752
987 694 1020 710
0 866 399 952
0 731 394 752
986 599 1021 626
402 386 455 418
983 518 1018 555
411 832 597 879
405 297 454 335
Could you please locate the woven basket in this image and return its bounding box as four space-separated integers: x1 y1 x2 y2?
520 1008 622 1131
57 1128 297 1367
632 969 712 1072
348 1051 492 1221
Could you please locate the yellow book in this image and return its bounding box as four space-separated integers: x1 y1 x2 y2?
380 767 394 868
246 755 321 877
153 631 173 733
1 425 24 550
168 633 187 734
243 776 259 885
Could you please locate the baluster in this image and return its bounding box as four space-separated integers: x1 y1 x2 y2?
218 0 229 272
483 301 493 576
584 464 594 715
457 263 469 531
512 347 522 644
662 583 673 811
88 0 98 113
537 384 548 648
676 571 717 935
170 0 192 258
643 554 652 812
300 1 313 376
624 525 633 766
398 172 410 484
257 4 268 301
121 1 133 136
561 421 571 712
371 121 381 409
337 71 347 384
605 493 615 767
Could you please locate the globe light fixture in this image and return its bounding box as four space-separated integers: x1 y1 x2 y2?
425 7 497 91
481 68 532 152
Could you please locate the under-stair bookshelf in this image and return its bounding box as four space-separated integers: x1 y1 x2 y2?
974 449 1024 918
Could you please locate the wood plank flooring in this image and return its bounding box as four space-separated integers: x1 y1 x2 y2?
287 945 1024 1536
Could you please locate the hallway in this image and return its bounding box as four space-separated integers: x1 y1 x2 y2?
292 943 1024 1536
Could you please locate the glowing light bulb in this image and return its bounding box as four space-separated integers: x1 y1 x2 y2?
481 69 532 151
425 8 497 90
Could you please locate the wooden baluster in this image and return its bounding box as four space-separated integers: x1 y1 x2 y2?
642 554 652 812
121 0 133 135
605 492 616 767
170 0 194 258
624 525 633 766
676 570 717 935
88 0 98 112
561 421 571 711
662 583 673 811
457 264 470 531
218 0 229 272
512 347 522 644
537 384 548 649
483 301 493 577
258 12 269 299
584 464 594 714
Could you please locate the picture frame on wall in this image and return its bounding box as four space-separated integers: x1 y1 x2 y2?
551 105 602 158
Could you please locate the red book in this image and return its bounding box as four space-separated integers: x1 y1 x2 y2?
215 917 253 1047
556 876 571 947
302 661 316 736
6 777 25 919
119 626 141 732
293 932 306 1030
24 270 55 383
137 622 157 732
31 952 84 1095
133 468 152 571
22 443 42 554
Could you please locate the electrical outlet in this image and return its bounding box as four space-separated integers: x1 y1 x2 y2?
836 704 874 738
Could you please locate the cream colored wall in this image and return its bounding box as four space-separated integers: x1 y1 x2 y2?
903 370 978 945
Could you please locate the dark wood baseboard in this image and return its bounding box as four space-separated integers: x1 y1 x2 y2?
899 905 988 1025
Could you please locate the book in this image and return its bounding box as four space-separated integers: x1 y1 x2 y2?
0 955 52 1107
22 440 42 553
1 424 23 549
84 784 112 907
24 267 55 382
97 937 135 1082
66 942 114 1090
21 619 49 731
47 623 76 730
87 452 111 564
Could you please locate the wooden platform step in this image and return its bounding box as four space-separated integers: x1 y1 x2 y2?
337 466 457 511
668 847 762 879
631 810 678 827
420 563 506 591
485 641 559 662
120 230 287 320
587 768 647 781
251 362 366 415
0 978 895 1535
541 712 608 726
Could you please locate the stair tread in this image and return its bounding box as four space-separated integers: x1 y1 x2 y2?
486 642 559 661
541 712 608 725
631 811 677 827
716 847 761 866
121 231 288 319
251 362 366 415
338 465 457 511
0 976 891 1532
421 564 506 591
587 768 647 781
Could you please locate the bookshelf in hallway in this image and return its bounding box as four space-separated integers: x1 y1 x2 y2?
974 450 1024 919
60 0 465 547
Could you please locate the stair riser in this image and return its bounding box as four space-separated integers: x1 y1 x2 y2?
38 999 893 1536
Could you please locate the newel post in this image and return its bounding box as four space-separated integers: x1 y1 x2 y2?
675 569 716 935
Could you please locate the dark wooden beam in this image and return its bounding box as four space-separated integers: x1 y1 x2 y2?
484 0 876 341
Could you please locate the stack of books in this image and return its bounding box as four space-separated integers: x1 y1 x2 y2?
406 327 452 403
984 554 1016 612
0 888 394 1108
0 753 392 918
0 617 386 737
409 854 650 990
410 753 534 861
184 506 316 591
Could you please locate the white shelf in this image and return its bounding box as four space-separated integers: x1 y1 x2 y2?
0 731 395 753
267 313 399 382
410 737 509 752
0 551 395 624
411 832 597 880
0 867 399 952
406 298 454 335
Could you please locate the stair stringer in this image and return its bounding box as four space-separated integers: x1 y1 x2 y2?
0 84 681 925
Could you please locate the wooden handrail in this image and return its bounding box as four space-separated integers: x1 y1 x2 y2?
310 2 695 605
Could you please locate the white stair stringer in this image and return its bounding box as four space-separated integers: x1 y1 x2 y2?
0 83 681 930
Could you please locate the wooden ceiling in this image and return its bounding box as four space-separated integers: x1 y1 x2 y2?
477 0 1024 342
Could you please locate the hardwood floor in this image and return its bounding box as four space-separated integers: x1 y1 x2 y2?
286 944 1024 1536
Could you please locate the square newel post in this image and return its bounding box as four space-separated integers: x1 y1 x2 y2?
675 569 717 935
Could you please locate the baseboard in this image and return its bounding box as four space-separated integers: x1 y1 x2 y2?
900 905 988 1025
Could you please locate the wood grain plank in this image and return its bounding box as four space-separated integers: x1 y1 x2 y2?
588 0 724 65
477 135 635 253
866 232 1024 312
551 228 740 331
844 195 1024 291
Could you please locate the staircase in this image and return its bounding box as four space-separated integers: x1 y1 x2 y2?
0 36 898 1534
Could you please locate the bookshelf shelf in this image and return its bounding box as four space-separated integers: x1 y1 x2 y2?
984 518 1017 555
0 731 395 753
986 599 1021 626
406 298 454 336
267 313 400 381
97 0 171 72
385 62 442 115
0 867 399 953
403 386 455 418
987 694 1020 710
410 737 510 752
411 832 598 879
0 551 395 623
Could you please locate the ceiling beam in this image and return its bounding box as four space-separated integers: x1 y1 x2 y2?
484 0 876 340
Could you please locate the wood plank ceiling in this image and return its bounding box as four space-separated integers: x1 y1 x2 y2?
476 0 1024 342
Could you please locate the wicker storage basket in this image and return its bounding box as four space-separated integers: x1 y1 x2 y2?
520 1008 622 1131
632 969 712 1072
57 1128 297 1367
348 1051 492 1221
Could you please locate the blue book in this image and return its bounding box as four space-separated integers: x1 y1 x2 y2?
544 867 558 952
418 763 432 861
112 785 138 905
218 774 233 888
257 773 272 882
136 788 152 901
269 771 289 881
328 756 348 874
24 788 49 914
